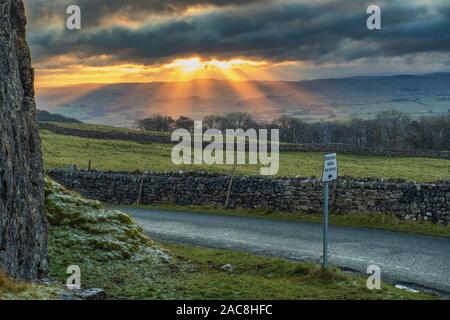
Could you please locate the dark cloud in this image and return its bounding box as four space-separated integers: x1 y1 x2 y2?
25 0 268 27
25 0 450 66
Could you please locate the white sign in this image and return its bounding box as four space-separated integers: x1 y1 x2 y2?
322 153 338 182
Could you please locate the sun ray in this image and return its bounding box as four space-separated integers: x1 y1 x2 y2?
213 67 279 121
36 56 302 121
235 65 327 118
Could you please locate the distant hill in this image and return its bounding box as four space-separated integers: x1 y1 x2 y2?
35 73 450 126
37 110 82 123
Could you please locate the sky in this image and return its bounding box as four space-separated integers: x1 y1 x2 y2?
24 0 450 87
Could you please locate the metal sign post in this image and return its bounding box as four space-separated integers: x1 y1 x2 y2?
323 181 329 269
322 153 338 269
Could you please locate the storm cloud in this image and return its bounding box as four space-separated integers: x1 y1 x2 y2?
25 0 450 68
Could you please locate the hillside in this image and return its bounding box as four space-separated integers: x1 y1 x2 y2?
37 110 82 123
36 73 450 126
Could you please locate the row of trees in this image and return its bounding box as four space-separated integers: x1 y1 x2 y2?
136 111 450 150
136 113 259 133
136 115 194 132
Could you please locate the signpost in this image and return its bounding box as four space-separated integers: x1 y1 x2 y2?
322 153 338 269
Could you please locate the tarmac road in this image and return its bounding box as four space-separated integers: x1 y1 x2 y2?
119 207 450 294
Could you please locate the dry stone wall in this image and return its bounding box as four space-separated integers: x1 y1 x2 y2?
47 169 450 225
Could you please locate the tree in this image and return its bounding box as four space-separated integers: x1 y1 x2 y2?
222 112 258 130
375 110 409 148
435 115 450 150
273 116 311 143
203 114 226 130
349 117 365 147
175 116 195 132
203 112 259 131
406 118 434 149
136 114 175 132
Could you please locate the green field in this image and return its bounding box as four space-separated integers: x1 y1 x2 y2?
41 129 450 182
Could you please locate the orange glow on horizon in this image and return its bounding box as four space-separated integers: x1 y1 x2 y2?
33 56 317 121
34 55 324 122
34 57 273 88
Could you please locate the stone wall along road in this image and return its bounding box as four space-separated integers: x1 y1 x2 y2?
47 169 450 226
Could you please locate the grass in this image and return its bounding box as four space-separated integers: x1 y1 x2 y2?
132 204 450 238
0 272 61 300
42 178 436 300
157 243 435 300
41 130 450 182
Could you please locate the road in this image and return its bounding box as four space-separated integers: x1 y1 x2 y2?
119 207 450 294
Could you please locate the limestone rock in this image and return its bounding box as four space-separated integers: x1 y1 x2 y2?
0 0 47 279
59 288 107 300
220 264 234 272
76 288 107 300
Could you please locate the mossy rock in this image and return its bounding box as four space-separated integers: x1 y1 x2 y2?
44 177 156 262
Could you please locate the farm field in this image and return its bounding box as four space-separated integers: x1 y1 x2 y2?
40 129 450 182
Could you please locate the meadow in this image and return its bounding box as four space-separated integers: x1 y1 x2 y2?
41 129 450 182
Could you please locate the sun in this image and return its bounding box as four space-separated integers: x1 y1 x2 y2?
166 58 205 72
161 57 269 81
165 57 255 73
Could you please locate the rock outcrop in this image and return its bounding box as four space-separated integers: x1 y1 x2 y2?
0 0 47 279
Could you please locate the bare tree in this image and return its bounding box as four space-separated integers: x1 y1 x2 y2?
406 117 434 149
375 110 409 148
136 114 175 132
175 116 195 132
135 110 450 151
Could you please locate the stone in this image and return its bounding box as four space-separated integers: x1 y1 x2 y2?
60 288 106 300
220 264 234 272
0 0 47 280
154 248 171 263
59 292 82 301
67 164 78 173
76 288 107 300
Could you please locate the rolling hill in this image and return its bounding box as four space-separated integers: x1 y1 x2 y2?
37 110 82 123
36 73 450 126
